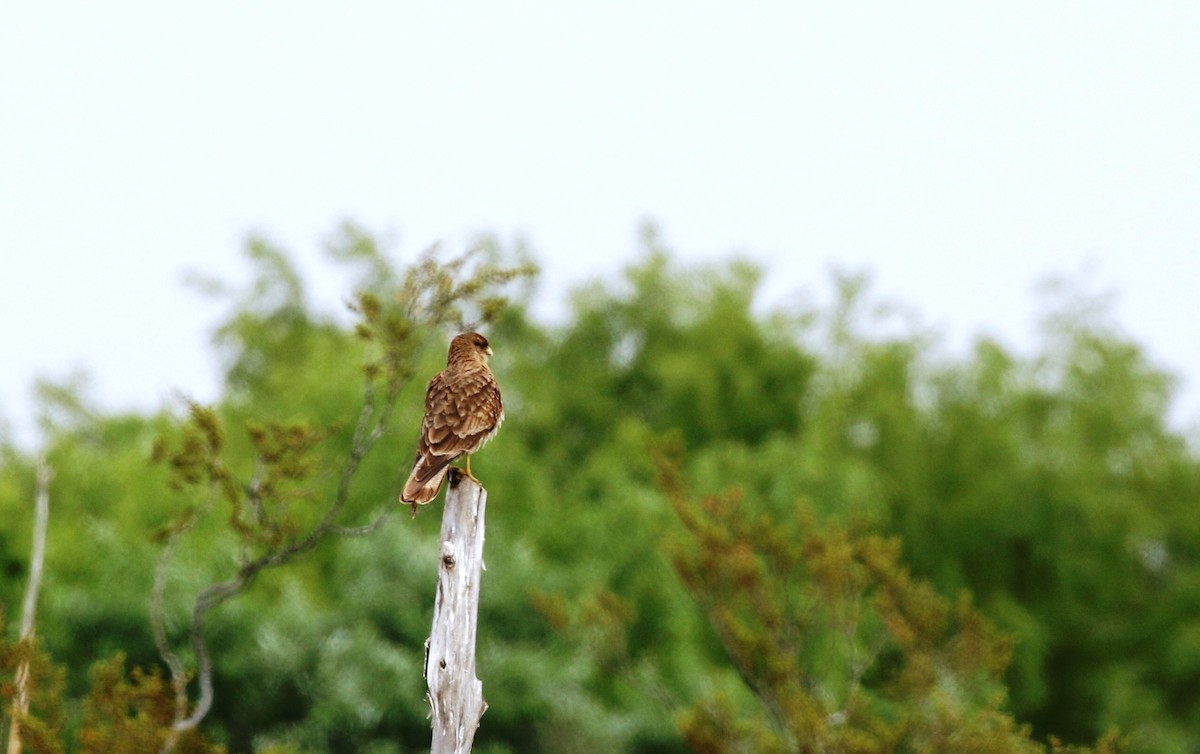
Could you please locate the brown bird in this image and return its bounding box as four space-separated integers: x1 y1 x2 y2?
401 332 504 506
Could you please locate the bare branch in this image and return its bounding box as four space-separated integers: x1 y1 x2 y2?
152 507 205 754
171 574 249 733
161 372 403 747
153 529 190 718
6 455 52 754
328 510 394 538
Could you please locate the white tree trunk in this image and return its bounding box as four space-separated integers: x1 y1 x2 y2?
6 456 52 754
425 473 488 754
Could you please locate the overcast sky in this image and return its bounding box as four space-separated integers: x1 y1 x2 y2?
2 3 1198 448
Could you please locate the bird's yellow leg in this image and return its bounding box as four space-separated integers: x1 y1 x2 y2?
465 454 484 483
450 455 481 487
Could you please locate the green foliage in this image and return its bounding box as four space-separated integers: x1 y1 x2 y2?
140 225 537 750
79 655 225 754
0 615 66 754
151 403 331 552
657 442 1054 754
1 224 1195 753
3 612 222 754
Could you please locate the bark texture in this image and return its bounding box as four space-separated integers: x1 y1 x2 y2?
425 472 488 754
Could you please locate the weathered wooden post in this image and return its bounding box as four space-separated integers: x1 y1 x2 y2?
424 471 488 754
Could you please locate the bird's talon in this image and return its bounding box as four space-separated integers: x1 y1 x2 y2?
448 466 481 487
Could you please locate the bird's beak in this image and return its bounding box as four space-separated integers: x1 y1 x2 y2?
486 345 494 356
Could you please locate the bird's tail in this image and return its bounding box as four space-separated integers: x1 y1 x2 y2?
401 458 451 505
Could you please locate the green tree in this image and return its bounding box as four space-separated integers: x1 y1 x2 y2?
147 225 534 751
504 242 1192 751
2 226 1198 753
656 442 1122 754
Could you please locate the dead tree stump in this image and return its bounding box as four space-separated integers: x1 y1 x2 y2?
425 471 488 754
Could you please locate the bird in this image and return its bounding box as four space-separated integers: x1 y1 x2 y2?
401 332 504 507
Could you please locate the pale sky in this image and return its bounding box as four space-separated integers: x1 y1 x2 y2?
2 3 1198 448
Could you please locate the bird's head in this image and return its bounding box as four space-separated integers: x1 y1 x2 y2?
448 331 493 364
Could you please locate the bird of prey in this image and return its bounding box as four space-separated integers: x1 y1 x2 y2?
401 332 504 506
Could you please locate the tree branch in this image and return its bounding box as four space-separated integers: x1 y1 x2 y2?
153 527 191 718
159 371 401 749
6 455 52 754
151 239 531 751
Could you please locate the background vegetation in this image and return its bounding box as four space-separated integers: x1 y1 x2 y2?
2 224 1196 753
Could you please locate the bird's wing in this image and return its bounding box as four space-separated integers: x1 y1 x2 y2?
410 366 502 485
437 366 503 440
